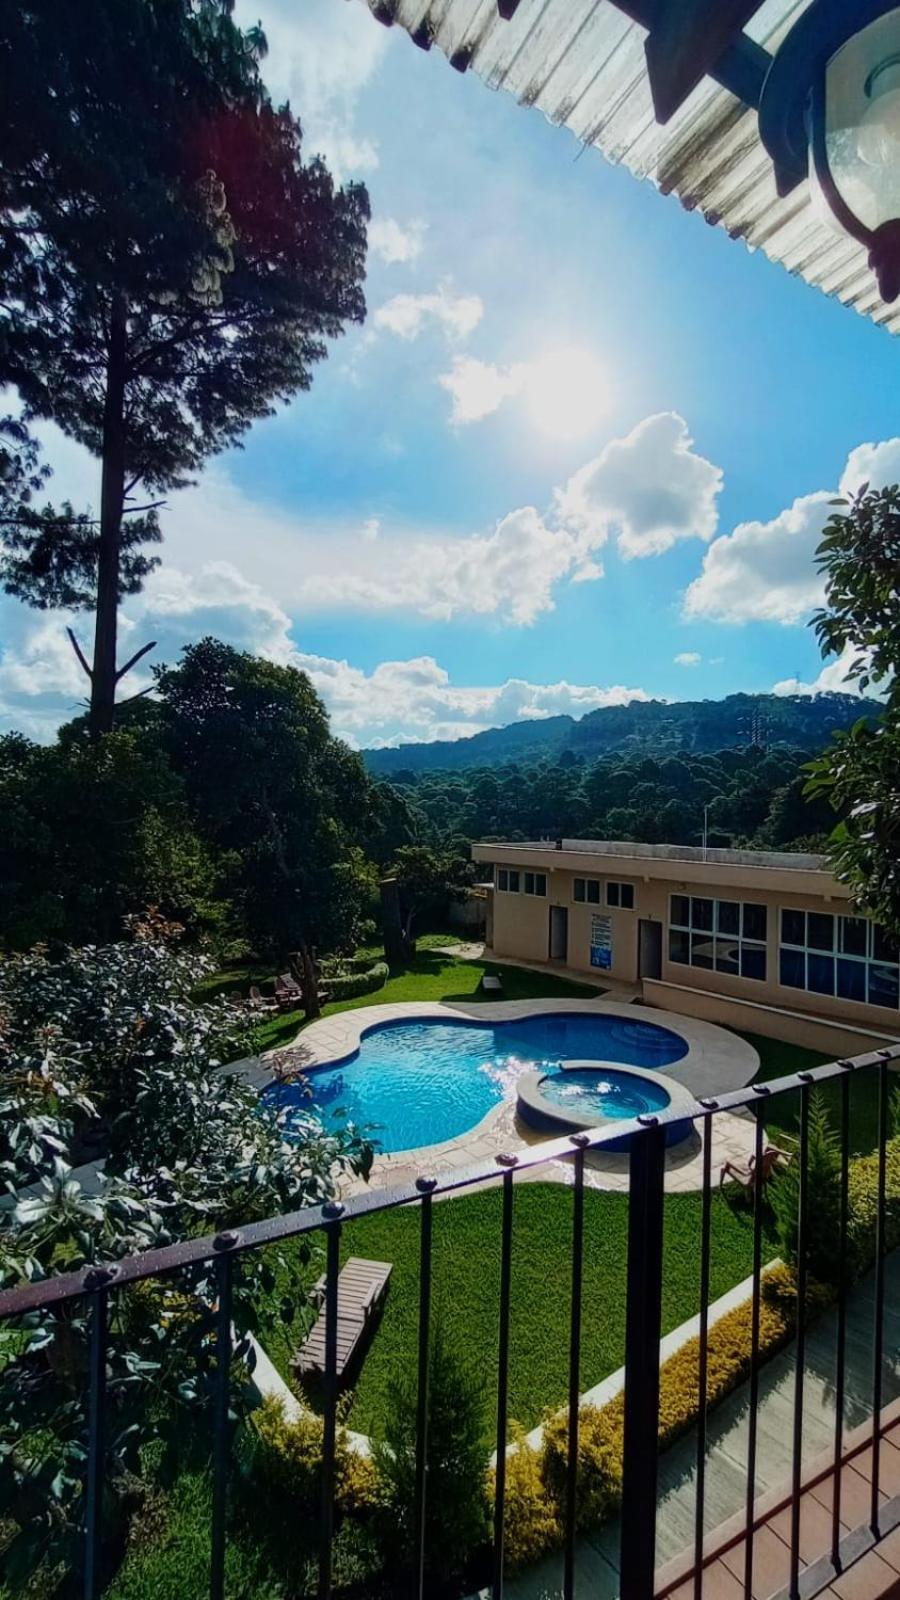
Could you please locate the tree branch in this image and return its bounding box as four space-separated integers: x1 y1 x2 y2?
66 627 93 681
115 639 157 682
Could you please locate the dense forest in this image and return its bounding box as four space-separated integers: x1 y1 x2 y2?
387 742 841 857
364 691 878 775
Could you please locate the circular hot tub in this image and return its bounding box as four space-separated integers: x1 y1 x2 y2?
516 1059 698 1150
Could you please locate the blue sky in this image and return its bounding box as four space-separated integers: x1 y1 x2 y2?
2 0 900 747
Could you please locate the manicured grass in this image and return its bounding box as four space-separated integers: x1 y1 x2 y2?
258 1181 776 1441
239 948 601 1055
740 1029 887 1155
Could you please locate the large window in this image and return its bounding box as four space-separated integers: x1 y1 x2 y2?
497 868 520 893
779 910 899 1009
497 868 545 897
606 881 635 910
669 895 767 981
573 876 601 905
574 876 634 909
523 871 547 897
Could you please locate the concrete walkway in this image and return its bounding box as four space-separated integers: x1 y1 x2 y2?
493 1253 900 1599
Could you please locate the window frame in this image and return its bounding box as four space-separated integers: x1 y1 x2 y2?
668 894 767 982
606 880 635 911
778 909 899 1009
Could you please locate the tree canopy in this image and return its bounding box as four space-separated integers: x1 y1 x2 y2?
0 0 368 734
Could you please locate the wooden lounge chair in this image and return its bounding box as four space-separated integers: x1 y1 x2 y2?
292 1257 392 1384
274 972 302 1012
719 1144 790 1197
249 984 277 1012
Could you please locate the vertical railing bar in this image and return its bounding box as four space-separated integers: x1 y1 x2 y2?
563 1143 586 1600
210 1251 234 1600
83 1286 109 1600
413 1182 434 1600
620 1122 667 1600
492 1168 515 1600
693 1112 714 1600
831 1068 851 1571
743 1109 765 1600
319 1217 342 1600
870 1059 888 1537
789 1081 811 1600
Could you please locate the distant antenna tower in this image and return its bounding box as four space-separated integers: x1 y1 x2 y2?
738 706 769 750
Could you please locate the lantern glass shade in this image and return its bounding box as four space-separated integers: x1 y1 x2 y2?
819 8 900 237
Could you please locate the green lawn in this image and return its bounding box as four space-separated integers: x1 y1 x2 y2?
738 1029 887 1155
258 1180 776 1441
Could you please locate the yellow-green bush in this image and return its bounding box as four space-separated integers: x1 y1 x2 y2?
847 1132 900 1274
493 1426 561 1573
248 1395 378 1519
540 1402 623 1531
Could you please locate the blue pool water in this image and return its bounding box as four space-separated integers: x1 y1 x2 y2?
539 1067 671 1120
264 1013 687 1153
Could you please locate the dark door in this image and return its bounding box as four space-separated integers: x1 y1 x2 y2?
638 919 662 981
549 905 569 962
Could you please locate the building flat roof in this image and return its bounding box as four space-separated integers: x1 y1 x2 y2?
474 838 828 872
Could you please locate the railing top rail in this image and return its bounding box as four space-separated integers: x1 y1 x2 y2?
1 1044 898 1318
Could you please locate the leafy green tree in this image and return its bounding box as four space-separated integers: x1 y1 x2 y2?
373 1321 489 1593
1 0 368 736
156 639 376 1015
391 843 471 952
805 484 900 936
0 923 371 1585
769 1096 842 1286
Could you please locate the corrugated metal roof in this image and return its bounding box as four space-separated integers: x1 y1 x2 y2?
362 0 900 334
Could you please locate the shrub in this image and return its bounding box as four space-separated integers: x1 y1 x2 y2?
495 1426 561 1573
540 1403 623 1531
847 1131 900 1274
246 1395 378 1520
325 961 388 1002
770 1095 843 1285
372 1321 490 1592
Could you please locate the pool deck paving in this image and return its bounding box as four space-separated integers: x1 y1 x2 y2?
229 996 762 1197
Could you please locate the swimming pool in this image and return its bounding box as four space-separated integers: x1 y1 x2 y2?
263 1012 688 1153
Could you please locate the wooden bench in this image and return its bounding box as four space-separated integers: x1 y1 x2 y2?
292 1258 392 1383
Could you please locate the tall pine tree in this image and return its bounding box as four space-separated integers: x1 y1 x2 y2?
0 0 368 735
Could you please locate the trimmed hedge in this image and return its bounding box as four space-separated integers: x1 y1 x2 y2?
500 1263 829 1572
324 961 389 1002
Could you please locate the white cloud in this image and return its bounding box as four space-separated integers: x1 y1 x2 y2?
368 217 426 265
233 0 386 180
556 412 722 559
674 651 701 667
683 490 832 625
288 650 653 745
299 506 594 625
438 356 526 425
361 517 381 542
772 644 873 698
684 434 900 627
374 285 483 341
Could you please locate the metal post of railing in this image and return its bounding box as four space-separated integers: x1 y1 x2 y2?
871 1055 890 1537
319 1206 343 1600
620 1119 667 1600
413 1177 436 1600
744 1094 767 1600
831 1064 852 1571
789 1078 812 1600
83 1277 111 1600
210 1244 235 1600
492 1162 516 1600
563 1138 587 1600
693 1104 715 1600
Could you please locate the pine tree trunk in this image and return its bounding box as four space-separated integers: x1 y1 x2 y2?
89 294 128 739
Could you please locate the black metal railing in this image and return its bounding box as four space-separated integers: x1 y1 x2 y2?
1 1044 899 1600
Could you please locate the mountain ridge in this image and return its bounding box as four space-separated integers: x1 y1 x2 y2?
363 691 879 775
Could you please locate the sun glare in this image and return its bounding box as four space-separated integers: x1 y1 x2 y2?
524 347 609 440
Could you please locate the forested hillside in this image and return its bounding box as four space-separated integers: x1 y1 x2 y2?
389 743 844 856
364 691 877 775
